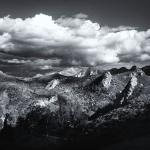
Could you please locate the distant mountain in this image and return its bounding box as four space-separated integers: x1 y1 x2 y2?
0 70 18 82
109 67 129 74
0 66 150 149
59 67 101 77
109 65 150 76
142 65 150 76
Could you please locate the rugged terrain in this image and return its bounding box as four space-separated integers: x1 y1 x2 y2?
0 66 150 149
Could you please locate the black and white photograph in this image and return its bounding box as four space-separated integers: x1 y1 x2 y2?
0 0 150 149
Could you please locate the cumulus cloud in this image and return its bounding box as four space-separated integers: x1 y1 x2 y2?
0 13 150 66
3 58 31 64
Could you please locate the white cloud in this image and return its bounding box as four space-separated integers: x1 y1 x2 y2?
40 65 52 70
139 54 150 61
7 59 31 64
0 13 150 66
0 33 14 51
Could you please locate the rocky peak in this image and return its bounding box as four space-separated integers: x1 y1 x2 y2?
113 72 138 107
130 65 144 76
45 79 60 90
88 67 99 76
35 96 58 108
102 72 112 89
75 67 98 78
75 71 86 78
127 73 138 98
85 71 112 91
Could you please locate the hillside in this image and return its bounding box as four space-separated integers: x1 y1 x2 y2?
0 66 150 149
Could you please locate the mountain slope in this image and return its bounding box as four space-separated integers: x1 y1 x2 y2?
0 66 150 149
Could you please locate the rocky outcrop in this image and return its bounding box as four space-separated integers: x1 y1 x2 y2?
127 73 138 97
85 71 112 91
88 71 139 121
102 72 112 89
60 67 83 77
75 67 100 78
75 67 98 78
130 65 144 76
113 71 139 106
45 79 60 90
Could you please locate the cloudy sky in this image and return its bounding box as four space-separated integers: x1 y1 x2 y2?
0 0 150 68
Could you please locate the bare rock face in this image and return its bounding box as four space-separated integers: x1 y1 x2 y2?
85 71 112 91
45 79 60 90
127 72 138 98
75 67 100 78
102 72 112 89
116 72 138 106
60 67 83 77
75 71 87 78
117 68 145 106
123 67 144 101
34 95 59 113
130 65 145 76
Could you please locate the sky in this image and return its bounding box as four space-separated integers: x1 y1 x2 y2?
0 0 150 29
0 0 150 69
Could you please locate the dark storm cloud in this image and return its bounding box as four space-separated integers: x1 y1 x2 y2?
0 13 150 66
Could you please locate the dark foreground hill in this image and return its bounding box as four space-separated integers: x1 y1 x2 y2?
0 66 150 150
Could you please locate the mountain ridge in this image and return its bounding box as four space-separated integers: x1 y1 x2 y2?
0 65 150 149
